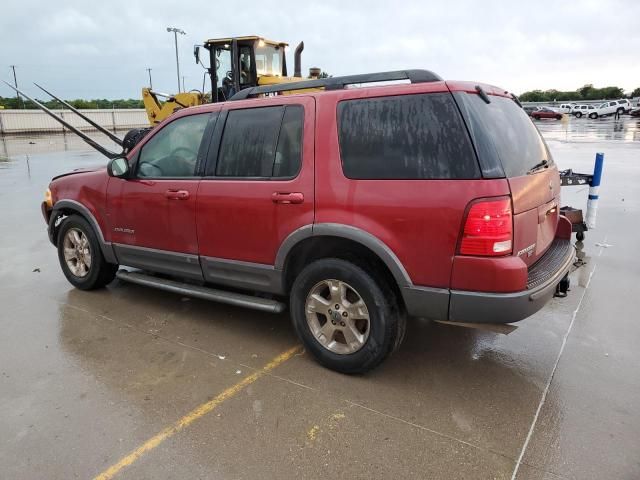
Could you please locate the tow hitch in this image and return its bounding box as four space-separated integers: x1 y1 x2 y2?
555 273 570 298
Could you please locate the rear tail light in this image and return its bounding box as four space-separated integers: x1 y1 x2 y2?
459 197 513 256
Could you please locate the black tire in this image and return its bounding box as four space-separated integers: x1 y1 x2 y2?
290 258 405 374
555 115 562 120
57 214 118 290
576 231 585 242
589 113 598 119
575 112 583 118
616 107 624 116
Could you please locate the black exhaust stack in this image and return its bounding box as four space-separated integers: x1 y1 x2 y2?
294 41 304 78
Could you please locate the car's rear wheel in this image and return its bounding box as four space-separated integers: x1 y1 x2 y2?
575 112 583 118
57 214 118 290
555 114 562 120
290 258 405 374
617 107 625 115
589 113 598 119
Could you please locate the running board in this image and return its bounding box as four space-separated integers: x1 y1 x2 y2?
115 270 286 314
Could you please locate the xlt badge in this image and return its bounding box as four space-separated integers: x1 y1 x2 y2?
517 244 536 257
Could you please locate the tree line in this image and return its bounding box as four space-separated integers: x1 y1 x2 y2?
0 96 144 109
520 85 640 102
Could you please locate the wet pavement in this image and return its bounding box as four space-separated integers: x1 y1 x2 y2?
1 116 639 479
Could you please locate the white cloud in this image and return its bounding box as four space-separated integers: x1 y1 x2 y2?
1 0 639 99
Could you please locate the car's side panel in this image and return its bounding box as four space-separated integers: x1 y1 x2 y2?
313 88 511 288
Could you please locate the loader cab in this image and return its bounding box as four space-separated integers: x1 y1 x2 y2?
201 36 288 103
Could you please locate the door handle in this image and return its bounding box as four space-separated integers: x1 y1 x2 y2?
165 189 190 200
271 192 304 204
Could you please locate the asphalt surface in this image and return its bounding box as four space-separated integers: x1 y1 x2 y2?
1 116 639 479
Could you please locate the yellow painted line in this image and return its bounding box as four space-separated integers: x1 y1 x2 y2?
94 345 301 480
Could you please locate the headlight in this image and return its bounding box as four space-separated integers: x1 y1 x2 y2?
44 188 53 208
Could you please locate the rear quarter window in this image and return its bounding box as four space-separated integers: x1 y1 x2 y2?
337 93 480 180
455 93 552 178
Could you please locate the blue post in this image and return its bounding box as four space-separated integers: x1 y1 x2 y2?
586 152 604 229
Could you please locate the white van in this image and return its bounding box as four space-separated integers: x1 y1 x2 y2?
572 104 597 118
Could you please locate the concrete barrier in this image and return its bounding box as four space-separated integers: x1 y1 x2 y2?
0 109 148 134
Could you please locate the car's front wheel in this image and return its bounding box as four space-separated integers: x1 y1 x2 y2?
290 258 406 374
575 112 583 118
57 214 118 290
589 113 598 119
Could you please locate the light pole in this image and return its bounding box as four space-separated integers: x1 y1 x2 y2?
9 65 22 109
146 67 153 89
166 27 186 92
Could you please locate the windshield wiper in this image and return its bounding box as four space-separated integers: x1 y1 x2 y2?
527 159 548 174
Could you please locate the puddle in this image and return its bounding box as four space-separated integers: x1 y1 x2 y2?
535 116 640 143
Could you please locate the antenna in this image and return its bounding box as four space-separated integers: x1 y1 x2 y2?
1 81 121 159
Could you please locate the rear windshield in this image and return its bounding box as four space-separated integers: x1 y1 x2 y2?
337 93 480 180
457 93 552 177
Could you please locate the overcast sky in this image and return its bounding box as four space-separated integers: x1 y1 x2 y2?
1 0 638 100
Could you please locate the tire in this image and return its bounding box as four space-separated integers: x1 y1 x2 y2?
589 113 598 119
57 214 118 290
575 112 583 118
616 107 624 116
290 258 406 374
555 115 562 120
576 231 585 242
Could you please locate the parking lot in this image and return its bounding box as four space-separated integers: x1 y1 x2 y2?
1 116 639 479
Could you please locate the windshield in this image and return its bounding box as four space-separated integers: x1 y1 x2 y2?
459 93 552 177
254 44 283 76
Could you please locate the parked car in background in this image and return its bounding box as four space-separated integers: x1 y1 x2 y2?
523 105 540 116
555 103 575 113
40 71 575 373
630 106 640 117
572 104 597 118
531 107 563 120
596 100 630 117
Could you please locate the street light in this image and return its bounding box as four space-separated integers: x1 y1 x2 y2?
166 27 186 92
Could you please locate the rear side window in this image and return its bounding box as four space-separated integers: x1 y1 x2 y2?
215 105 303 178
337 93 479 179
457 93 551 178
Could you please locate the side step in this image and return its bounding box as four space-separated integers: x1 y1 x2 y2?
116 270 286 314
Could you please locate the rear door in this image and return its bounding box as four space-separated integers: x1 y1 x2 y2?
196 97 314 293
454 92 560 266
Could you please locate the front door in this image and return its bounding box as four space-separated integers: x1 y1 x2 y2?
107 112 213 280
196 97 315 293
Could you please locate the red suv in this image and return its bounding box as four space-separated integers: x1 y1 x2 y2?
41 70 574 373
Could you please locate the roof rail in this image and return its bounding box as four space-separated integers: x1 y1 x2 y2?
229 69 443 101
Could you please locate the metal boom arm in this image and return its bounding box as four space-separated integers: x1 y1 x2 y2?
34 83 123 146
1 81 121 159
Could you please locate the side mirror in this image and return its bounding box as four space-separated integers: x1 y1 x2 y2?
194 45 200 64
107 157 130 178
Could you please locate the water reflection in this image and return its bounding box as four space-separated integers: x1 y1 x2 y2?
536 115 640 143
0 131 123 159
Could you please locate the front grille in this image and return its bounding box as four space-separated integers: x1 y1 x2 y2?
526 238 573 289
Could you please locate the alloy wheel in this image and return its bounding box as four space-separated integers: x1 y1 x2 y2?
305 279 371 355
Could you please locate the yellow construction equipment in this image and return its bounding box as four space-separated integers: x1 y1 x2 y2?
144 35 317 125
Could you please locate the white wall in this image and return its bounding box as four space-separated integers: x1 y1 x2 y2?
0 109 148 134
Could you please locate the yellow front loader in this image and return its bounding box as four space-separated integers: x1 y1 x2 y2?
143 35 319 126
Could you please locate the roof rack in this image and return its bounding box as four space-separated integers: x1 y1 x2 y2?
229 69 443 101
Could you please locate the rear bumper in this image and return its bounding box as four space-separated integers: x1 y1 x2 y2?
402 238 575 324
448 238 575 323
